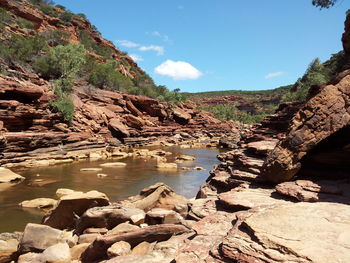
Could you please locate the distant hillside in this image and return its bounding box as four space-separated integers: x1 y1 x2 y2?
183 51 349 124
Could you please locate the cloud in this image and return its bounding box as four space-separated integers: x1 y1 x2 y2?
116 40 140 48
139 45 164 56
155 60 202 80
177 5 184 9
149 31 171 42
265 72 284 79
129 54 143 62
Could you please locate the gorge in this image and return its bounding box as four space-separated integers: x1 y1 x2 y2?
1 0 350 263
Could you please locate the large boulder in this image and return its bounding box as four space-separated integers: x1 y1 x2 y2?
18 223 73 253
76 205 145 234
220 202 350 263
108 118 130 138
263 74 350 183
42 190 110 230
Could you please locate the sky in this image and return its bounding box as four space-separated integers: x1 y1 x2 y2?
55 0 349 93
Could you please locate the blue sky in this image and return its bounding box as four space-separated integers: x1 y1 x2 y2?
55 0 349 92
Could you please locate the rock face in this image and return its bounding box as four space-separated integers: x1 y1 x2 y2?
263 74 350 183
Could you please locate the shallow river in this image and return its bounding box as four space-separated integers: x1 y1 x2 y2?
0 146 223 233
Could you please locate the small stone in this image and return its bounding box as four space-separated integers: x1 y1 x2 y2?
193 166 205 170
97 173 108 178
70 243 90 261
130 213 145 225
131 241 155 255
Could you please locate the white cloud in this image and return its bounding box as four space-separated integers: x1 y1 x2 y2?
177 5 184 9
265 72 284 79
139 45 164 56
155 60 202 80
150 31 171 42
129 54 143 62
116 40 140 48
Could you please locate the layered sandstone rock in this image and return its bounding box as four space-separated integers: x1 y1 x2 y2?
263 73 350 183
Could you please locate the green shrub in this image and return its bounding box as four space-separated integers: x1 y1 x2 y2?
60 11 73 24
0 34 47 62
16 17 35 29
88 61 133 91
30 0 55 5
55 4 66 10
43 29 69 46
78 30 112 58
0 7 13 28
49 90 74 123
39 5 58 17
76 13 87 19
199 104 266 124
34 43 86 80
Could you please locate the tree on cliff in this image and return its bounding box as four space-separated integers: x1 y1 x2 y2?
312 0 338 8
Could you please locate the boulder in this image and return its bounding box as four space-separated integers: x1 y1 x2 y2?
121 183 189 215
81 224 190 263
0 238 18 263
108 118 130 138
220 202 350 263
263 75 350 183
55 189 83 199
40 242 71 263
43 190 110 230
107 222 140 236
19 198 57 210
76 205 145 234
107 241 131 258
0 167 24 183
275 180 350 203
131 241 155 255
78 233 101 244
145 208 184 225
172 108 191 124
188 198 217 221
19 223 73 253
70 243 90 261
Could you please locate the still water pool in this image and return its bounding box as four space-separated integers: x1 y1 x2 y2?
0 146 223 233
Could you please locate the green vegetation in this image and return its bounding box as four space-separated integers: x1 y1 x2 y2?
78 30 113 59
88 61 134 91
0 34 47 62
60 11 73 24
34 43 86 123
43 29 69 46
199 104 267 124
38 4 58 17
282 52 349 103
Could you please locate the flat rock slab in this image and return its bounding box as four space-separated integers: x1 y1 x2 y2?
218 187 291 211
0 167 24 183
221 202 350 263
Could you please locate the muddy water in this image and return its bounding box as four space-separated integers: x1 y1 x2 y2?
0 146 223 233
